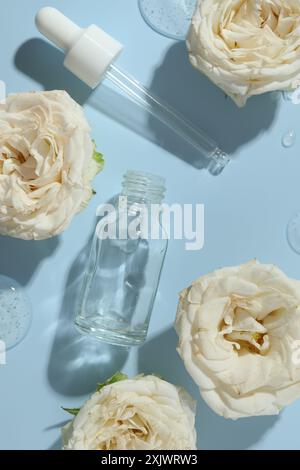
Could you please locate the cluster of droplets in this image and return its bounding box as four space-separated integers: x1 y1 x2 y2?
0 276 31 350
139 0 197 40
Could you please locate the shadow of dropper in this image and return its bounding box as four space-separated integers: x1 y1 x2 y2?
15 38 213 171
14 38 92 106
16 37 227 174
32 7 231 174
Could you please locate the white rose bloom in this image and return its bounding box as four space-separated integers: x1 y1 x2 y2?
187 0 300 106
176 260 300 419
0 90 103 240
62 375 197 450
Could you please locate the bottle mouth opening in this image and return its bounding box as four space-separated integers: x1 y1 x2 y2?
122 170 166 203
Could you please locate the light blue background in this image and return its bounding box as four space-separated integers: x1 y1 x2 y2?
0 0 300 451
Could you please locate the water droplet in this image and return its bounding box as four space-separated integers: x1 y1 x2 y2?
0 276 32 350
283 91 293 102
287 213 300 254
283 88 300 104
282 129 296 148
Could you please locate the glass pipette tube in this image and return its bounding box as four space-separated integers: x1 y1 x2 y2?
35 7 230 172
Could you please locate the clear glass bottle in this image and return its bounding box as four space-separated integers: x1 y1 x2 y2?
75 171 168 347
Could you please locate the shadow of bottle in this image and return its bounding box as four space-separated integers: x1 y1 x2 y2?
0 235 59 286
138 328 279 450
148 41 279 162
47 217 129 397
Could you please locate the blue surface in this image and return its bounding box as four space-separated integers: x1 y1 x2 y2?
1 0 300 451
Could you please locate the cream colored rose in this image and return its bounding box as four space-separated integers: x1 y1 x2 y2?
0 90 103 240
187 0 300 106
176 260 300 419
62 375 197 450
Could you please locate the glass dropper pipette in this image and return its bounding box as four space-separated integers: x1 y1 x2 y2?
35 7 230 172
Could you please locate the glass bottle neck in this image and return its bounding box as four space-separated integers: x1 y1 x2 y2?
120 170 166 205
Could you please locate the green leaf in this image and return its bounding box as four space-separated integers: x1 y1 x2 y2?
92 141 104 166
96 372 128 392
62 373 128 416
62 407 81 416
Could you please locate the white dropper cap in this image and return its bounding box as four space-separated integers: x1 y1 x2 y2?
35 7 123 88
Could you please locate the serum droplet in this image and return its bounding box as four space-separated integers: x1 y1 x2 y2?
282 129 296 148
139 0 197 40
0 275 32 350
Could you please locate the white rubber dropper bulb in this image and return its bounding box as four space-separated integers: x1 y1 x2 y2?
35 7 82 51
35 7 123 88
